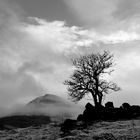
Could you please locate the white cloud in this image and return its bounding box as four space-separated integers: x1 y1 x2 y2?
1 0 140 108
100 31 140 43
77 29 140 44
1 15 140 107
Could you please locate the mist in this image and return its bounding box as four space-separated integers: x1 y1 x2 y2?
0 102 84 120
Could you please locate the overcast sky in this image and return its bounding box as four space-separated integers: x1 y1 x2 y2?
0 0 140 108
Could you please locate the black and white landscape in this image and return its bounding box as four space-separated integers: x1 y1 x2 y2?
1 0 140 139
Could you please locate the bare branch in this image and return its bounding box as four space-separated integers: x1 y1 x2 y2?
64 50 120 106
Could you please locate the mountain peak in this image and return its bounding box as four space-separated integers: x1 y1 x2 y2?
27 94 70 107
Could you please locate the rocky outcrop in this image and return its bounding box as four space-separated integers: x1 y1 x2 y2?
76 102 140 122
105 102 114 109
60 101 140 136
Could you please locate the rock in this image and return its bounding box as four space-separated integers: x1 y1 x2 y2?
131 105 140 114
60 119 77 133
96 104 105 110
105 102 114 109
85 103 94 110
82 102 106 122
83 106 97 122
77 102 140 124
77 114 83 121
121 103 131 110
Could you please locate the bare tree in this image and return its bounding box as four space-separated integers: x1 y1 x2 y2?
64 51 120 107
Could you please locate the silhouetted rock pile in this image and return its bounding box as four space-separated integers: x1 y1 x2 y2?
78 102 140 122
61 102 140 134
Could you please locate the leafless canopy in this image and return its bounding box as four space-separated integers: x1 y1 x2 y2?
64 51 120 106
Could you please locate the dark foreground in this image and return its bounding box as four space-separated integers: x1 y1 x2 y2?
0 118 140 140
1 101 140 139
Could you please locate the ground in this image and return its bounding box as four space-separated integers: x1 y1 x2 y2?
1 119 140 140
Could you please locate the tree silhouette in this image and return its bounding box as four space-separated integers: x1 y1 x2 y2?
64 51 120 107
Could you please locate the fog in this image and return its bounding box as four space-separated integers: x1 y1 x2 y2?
0 102 84 120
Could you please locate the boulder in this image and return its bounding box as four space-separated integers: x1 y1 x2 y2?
130 105 140 117
82 103 105 122
60 119 77 133
77 114 83 121
83 103 98 122
105 102 114 109
85 102 94 110
96 103 105 110
131 105 140 113
121 103 131 110
78 102 140 123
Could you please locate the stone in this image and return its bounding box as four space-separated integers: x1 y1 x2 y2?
105 102 114 109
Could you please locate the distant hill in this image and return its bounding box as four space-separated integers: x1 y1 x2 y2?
0 94 74 129
0 115 51 129
27 94 70 108
2 94 83 123
12 94 82 119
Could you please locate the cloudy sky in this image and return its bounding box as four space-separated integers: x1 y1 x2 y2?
0 0 140 108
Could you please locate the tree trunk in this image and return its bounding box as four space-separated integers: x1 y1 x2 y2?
94 96 98 107
95 76 100 107
91 92 98 107
98 94 103 105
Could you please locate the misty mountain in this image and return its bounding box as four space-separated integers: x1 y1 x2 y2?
0 94 73 130
11 94 82 119
27 94 70 108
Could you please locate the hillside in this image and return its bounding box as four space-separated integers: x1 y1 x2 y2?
27 94 70 107
0 119 140 139
0 115 51 129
